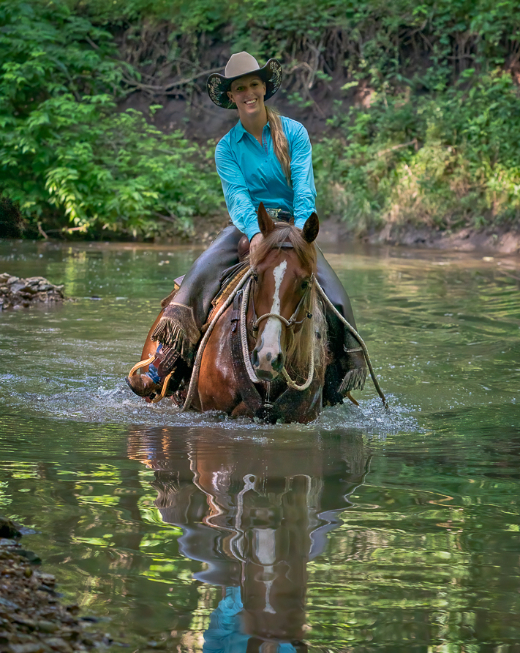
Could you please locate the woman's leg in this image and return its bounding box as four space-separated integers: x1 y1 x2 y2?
152 225 243 371
316 248 367 403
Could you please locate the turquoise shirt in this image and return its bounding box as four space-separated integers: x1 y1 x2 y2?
215 116 317 241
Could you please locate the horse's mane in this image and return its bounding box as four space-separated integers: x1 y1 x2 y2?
249 222 328 381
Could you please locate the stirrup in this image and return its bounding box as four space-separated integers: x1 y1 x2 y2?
127 356 173 404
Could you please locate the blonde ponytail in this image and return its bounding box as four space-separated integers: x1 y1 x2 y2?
266 107 291 186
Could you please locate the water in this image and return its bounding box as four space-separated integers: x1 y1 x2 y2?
0 239 519 651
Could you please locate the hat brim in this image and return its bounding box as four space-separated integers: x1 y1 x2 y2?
207 59 282 109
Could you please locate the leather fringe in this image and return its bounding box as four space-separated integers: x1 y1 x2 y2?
339 366 367 394
151 317 195 362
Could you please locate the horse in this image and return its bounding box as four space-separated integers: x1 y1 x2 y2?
130 204 355 423
192 205 327 423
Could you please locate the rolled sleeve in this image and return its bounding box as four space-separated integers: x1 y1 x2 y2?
289 123 317 229
215 139 260 241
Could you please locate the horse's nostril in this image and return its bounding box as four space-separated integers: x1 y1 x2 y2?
272 352 284 372
251 348 259 368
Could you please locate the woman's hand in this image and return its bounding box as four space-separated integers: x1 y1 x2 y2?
249 233 264 258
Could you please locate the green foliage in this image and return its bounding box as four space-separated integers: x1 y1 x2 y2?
66 0 520 79
314 72 520 232
0 0 222 237
2 0 520 237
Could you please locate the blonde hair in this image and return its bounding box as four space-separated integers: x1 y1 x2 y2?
266 107 292 186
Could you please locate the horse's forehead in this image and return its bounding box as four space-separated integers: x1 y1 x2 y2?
258 247 310 277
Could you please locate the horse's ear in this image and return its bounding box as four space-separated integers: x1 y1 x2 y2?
257 202 275 237
302 212 319 243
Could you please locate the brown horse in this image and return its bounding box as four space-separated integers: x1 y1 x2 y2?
193 206 326 423
131 205 328 423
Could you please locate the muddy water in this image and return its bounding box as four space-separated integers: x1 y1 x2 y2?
0 239 519 652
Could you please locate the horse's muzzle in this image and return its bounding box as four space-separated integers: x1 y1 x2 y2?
251 347 285 380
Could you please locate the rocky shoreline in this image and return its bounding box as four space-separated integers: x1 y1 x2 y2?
314 219 520 255
0 275 65 310
164 216 520 256
0 517 112 653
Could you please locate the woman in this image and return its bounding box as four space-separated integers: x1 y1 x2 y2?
129 52 366 404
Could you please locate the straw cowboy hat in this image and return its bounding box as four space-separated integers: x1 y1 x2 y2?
207 52 282 109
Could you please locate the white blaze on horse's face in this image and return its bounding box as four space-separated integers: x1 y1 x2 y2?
252 260 287 380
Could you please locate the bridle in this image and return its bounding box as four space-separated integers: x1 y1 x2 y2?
250 272 315 337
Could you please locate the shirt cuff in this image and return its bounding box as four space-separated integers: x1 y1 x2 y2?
294 215 307 230
245 225 261 241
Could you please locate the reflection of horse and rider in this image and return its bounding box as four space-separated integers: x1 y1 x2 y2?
127 53 385 422
127 428 371 649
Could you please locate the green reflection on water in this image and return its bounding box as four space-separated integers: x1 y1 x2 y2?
0 240 519 651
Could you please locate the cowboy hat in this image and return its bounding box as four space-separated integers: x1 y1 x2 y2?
207 52 282 109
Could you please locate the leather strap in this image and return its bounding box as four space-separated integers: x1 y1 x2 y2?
231 290 264 414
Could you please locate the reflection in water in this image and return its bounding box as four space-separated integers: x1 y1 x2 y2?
128 428 369 649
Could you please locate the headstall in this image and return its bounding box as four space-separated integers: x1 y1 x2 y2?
250 273 314 336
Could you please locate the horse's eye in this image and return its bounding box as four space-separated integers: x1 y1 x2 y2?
301 280 309 290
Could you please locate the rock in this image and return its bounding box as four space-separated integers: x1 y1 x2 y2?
16 550 41 565
45 638 72 653
36 621 58 633
0 274 66 309
12 617 36 629
0 597 20 610
0 538 20 547
0 516 22 539
80 637 94 647
0 520 117 652
20 285 38 295
0 631 15 645
9 643 46 653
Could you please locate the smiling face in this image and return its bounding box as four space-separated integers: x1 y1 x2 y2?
227 74 267 119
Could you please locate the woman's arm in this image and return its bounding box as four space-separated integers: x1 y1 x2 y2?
215 139 260 241
288 122 317 228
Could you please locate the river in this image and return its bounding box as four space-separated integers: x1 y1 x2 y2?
0 238 519 651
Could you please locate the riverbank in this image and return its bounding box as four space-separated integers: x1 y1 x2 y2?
156 216 520 256
317 219 520 256
3 217 519 257
0 517 112 653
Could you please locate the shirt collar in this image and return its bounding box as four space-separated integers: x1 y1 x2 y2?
235 120 271 142
235 120 248 142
